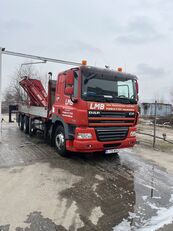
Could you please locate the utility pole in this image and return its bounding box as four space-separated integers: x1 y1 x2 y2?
0 48 2 142
153 100 157 148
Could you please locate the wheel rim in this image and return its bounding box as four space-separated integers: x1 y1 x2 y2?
55 132 65 149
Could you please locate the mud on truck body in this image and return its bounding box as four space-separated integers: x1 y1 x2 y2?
17 65 139 156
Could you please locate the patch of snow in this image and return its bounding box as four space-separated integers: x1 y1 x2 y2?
92 183 99 192
152 196 161 199
147 202 159 210
92 183 100 198
113 193 173 231
128 212 136 219
128 212 139 219
89 206 103 225
113 219 131 231
142 196 148 201
95 174 104 181
142 184 156 190
138 205 173 231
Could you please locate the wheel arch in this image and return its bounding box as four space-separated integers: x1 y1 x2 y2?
51 116 70 140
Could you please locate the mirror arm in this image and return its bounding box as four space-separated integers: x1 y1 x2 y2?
70 95 78 103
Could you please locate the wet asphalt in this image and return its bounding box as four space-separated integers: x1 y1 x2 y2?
0 123 173 231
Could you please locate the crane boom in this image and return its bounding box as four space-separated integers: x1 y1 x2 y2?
2 49 81 66
0 47 82 142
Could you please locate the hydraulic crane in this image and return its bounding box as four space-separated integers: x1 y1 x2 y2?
0 47 81 142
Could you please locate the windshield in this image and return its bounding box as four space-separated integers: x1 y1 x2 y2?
81 69 137 104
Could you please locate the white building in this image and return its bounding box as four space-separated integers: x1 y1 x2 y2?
140 102 172 117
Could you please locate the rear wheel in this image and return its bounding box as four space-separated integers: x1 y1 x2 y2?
54 126 68 157
23 116 29 134
28 118 37 136
19 114 24 131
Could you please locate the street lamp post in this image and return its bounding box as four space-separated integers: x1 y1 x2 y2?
153 100 157 148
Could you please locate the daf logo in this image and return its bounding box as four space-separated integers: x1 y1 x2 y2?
89 111 101 115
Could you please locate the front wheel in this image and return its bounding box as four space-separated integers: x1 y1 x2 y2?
54 126 68 157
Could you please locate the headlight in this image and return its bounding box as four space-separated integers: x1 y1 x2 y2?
130 131 136 137
77 133 93 139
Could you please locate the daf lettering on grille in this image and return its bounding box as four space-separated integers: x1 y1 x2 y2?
89 111 101 115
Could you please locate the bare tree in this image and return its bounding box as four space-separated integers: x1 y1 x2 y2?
4 64 48 104
11 64 40 102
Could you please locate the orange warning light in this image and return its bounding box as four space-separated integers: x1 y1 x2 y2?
82 60 87 65
117 67 123 72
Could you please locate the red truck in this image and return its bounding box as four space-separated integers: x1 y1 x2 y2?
17 64 139 156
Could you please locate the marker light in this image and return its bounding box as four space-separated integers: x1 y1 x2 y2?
82 60 87 65
117 67 123 72
77 133 92 139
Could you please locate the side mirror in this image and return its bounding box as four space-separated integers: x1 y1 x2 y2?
65 70 74 85
65 86 74 95
135 80 139 94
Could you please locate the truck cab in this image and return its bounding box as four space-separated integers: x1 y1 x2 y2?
51 65 139 155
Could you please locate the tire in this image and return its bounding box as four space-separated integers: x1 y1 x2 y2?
43 123 49 143
28 118 37 137
46 124 53 146
23 116 29 134
54 126 68 157
19 114 24 131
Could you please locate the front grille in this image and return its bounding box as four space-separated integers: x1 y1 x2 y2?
88 110 135 126
95 127 128 142
88 111 135 118
89 120 134 124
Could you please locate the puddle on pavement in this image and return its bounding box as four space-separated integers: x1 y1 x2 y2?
116 150 173 231
1 125 173 230
56 151 173 231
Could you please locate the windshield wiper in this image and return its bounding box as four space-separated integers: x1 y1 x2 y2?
82 94 109 102
84 74 97 85
116 96 130 100
114 97 136 104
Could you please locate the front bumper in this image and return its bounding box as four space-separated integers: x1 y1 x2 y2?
66 127 136 153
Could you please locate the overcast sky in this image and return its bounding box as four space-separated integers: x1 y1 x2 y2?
0 0 173 102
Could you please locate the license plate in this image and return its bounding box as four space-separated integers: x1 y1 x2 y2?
105 149 118 154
